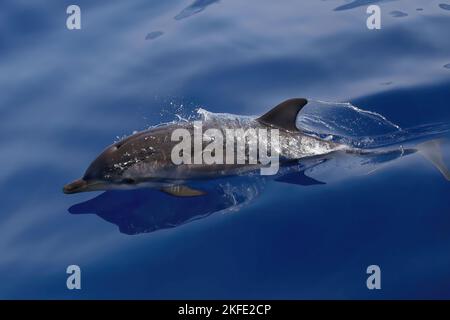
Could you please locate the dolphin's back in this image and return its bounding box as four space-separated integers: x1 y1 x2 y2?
119 110 342 180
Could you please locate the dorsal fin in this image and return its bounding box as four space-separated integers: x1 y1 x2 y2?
257 98 308 131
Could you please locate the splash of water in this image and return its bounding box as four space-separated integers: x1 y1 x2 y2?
297 100 404 148
128 99 450 152
298 100 400 133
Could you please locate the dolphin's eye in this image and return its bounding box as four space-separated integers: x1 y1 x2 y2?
122 178 135 184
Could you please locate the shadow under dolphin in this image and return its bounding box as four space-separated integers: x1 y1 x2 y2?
66 156 334 236
68 177 264 235
68 133 450 235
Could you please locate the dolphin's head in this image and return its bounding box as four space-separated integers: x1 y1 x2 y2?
63 131 159 194
63 143 134 194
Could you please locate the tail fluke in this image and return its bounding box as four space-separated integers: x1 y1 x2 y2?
417 139 450 181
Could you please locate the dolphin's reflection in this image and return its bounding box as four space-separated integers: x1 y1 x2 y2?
65 152 406 235
67 158 338 236
69 178 264 235
68 138 449 235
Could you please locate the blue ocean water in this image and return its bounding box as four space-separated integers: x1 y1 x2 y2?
1 0 450 299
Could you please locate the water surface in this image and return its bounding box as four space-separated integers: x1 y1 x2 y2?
1 0 450 299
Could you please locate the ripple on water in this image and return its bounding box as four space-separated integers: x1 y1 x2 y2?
145 31 164 40
174 0 220 20
390 10 408 17
334 0 393 11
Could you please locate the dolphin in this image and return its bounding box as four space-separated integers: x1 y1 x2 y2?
63 98 450 196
